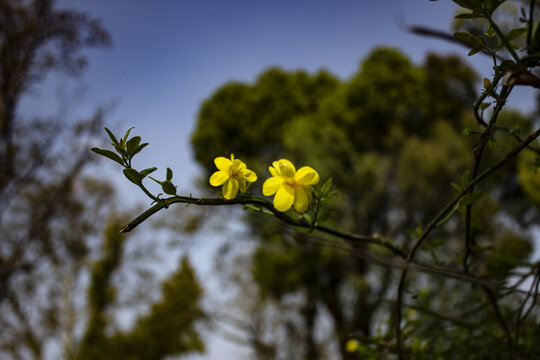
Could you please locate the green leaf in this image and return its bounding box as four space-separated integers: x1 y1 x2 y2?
407 223 423 238
468 47 483 56
162 181 177 195
140 167 157 178
126 136 141 157
132 143 149 157
327 190 339 200
483 0 504 14
317 211 335 223
123 168 142 185
461 169 471 189
104 127 119 146
480 102 491 110
463 127 480 136
122 127 135 144
454 32 484 49
458 192 484 208
321 177 333 195
114 144 128 159
455 13 483 19
452 0 478 10
166 167 173 181
505 27 527 42
488 137 498 149
302 212 313 224
149 176 162 185
90 147 124 166
451 182 462 192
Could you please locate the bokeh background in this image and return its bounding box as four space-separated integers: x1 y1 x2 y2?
5 0 540 359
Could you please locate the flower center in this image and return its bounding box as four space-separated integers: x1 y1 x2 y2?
229 160 242 178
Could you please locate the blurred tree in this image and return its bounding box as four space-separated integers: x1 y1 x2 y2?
0 0 113 357
75 223 206 360
0 1 207 359
191 48 539 359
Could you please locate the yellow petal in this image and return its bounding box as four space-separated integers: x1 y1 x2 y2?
209 170 229 186
305 185 312 204
274 184 295 212
279 163 295 179
215 157 231 171
295 166 319 185
263 177 283 196
278 159 295 171
269 166 278 177
293 186 310 213
241 169 257 182
238 178 247 193
222 179 238 199
271 161 282 176
231 159 246 173
271 159 295 177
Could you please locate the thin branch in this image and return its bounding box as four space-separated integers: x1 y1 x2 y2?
482 286 511 341
120 195 406 257
300 232 536 296
408 25 506 61
488 16 523 65
527 0 535 50
515 267 540 347
496 126 540 156
465 85 512 273
395 125 540 359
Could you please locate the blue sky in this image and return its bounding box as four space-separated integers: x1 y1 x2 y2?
19 1 539 359
21 0 536 200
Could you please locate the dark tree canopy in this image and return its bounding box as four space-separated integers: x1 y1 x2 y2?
191 47 539 359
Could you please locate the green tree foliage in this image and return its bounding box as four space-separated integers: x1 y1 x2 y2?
76 224 206 360
190 47 539 359
192 68 340 171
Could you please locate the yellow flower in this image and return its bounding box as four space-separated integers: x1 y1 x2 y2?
262 159 319 213
209 154 257 199
345 339 359 353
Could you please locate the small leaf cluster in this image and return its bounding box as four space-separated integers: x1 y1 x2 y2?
452 0 506 18
303 177 339 227
436 169 483 227
91 128 177 199
91 127 148 168
454 25 526 57
149 168 178 196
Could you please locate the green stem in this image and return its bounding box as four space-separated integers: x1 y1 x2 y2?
488 16 523 65
464 84 512 273
138 182 159 202
120 195 405 257
527 0 536 52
